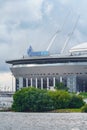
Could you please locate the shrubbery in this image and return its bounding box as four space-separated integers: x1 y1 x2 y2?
81 104 87 112
12 87 53 112
79 92 87 99
12 87 85 112
69 95 85 108
48 90 71 109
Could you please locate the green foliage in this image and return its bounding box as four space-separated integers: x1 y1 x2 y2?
69 95 85 108
52 108 81 113
79 92 87 99
12 87 85 112
12 87 53 112
55 82 68 91
81 104 87 112
48 90 71 109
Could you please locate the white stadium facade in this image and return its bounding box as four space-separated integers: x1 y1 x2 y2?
6 42 87 92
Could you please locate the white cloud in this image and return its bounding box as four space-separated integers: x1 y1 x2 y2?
58 0 70 5
44 2 53 15
0 0 46 59
0 0 44 25
0 72 15 91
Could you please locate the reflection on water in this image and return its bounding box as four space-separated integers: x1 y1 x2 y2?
71 128 80 130
0 112 87 130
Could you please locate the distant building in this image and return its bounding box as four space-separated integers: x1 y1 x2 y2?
6 43 87 92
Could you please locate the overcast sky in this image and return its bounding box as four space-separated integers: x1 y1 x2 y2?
0 0 87 89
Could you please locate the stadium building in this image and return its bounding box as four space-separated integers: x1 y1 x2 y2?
6 42 87 92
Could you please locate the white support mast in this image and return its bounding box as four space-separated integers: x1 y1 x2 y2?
46 12 70 52
61 15 80 54
46 30 60 51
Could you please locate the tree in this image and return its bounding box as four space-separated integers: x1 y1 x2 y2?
55 82 68 91
12 87 54 112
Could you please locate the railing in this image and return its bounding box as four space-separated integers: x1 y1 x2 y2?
0 91 14 97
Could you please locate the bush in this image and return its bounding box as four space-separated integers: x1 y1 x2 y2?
81 104 87 112
12 87 54 112
48 90 71 109
79 92 87 99
69 95 85 108
12 87 85 112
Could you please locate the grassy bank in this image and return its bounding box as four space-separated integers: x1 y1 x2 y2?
51 108 81 113
0 108 82 113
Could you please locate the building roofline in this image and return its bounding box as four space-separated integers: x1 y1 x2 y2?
6 55 87 65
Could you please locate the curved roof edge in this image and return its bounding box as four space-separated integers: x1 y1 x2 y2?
69 42 87 53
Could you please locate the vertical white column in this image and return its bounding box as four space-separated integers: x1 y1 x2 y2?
47 77 49 90
36 78 37 88
31 78 32 87
19 77 23 89
12 74 14 92
53 77 55 87
26 78 28 87
60 76 62 82
41 78 43 89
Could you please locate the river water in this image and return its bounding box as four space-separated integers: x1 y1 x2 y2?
0 112 87 130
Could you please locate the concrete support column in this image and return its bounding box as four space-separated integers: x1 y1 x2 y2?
83 81 86 92
31 78 32 87
41 78 43 89
26 78 28 87
36 78 37 88
53 77 55 87
67 75 77 92
60 76 62 82
19 77 23 89
47 77 49 90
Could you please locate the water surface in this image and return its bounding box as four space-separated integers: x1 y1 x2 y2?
0 112 87 130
